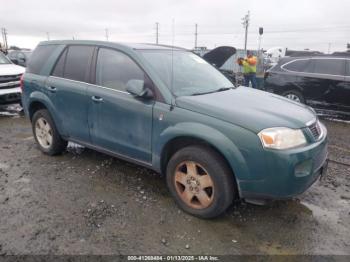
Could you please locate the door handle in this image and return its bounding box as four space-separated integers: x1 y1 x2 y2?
47 86 57 93
91 96 103 102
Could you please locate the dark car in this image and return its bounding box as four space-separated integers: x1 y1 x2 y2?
264 56 350 119
8 50 32 67
21 41 328 218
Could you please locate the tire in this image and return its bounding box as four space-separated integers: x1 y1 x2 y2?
282 90 305 104
166 145 236 218
32 109 67 155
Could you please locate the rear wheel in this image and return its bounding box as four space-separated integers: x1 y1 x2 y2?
166 145 235 218
282 90 305 104
32 109 67 155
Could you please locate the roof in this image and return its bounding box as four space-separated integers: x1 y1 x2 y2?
280 55 350 63
38 40 187 51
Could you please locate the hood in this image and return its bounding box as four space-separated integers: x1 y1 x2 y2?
176 87 316 133
202 46 236 68
0 64 25 75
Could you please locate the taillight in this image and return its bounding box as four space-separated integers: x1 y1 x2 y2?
20 74 24 92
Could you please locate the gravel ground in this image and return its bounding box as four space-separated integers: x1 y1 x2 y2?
0 105 349 255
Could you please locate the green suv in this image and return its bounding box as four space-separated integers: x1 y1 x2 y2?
21 40 328 218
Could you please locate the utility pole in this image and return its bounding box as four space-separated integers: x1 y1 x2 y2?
46 32 50 41
1 28 8 51
328 43 331 54
241 11 250 53
105 28 109 41
258 27 263 54
155 22 159 44
194 23 198 49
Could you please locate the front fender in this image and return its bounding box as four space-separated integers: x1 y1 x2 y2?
153 122 250 186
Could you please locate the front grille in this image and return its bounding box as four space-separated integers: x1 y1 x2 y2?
308 121 322 140
0 74 21 90
0 74 21 84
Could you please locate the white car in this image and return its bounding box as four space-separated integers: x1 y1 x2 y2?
0 52 25 105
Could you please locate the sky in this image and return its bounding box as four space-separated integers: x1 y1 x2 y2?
0 0 349 53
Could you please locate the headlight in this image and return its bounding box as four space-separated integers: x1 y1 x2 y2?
258 127 307 150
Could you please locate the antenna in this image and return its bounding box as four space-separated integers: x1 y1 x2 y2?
194 23 198 49
105 28 109 41
170 18 175 105
155 22 159 44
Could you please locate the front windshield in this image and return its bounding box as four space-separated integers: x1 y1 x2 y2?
0 53 11 64
139 50 233 96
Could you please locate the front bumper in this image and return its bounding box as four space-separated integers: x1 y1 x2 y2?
0 87 21 104
240 123 328 199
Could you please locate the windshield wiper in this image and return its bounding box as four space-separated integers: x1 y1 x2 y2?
192 87 232 96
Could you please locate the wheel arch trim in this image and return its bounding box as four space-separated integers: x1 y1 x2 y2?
28 92 66 136
154 122 250 197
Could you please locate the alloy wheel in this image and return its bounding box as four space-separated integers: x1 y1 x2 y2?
285 93 301 103
174 161 214 209
35 117 53 149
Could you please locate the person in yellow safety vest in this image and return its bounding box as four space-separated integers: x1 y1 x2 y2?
237 52 257 88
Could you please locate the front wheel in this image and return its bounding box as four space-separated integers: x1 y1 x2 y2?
166 145 236 218
32 109 67 155
282 90 305 104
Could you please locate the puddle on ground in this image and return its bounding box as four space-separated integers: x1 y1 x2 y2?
300 201 340 224
282 198 341 225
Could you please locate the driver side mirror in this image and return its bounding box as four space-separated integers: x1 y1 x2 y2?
126 79 153 99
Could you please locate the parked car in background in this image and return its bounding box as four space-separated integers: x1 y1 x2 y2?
0 52 25 105
22 41 328 218
264 56 350 119
8 50 32 67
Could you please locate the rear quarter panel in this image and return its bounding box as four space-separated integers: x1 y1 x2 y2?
22 73 66 136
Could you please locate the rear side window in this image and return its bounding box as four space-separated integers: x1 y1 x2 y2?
63 46 94 82
282 59 312 72
313 59 345 76
52 49 67 77
27 45 57 74
96 48 144 91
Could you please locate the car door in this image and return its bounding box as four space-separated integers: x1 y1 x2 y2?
335 59 350 115
46 45 95 143
291 58 345 111
307 58 346 112
87 48 154 164
284 58 321 104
